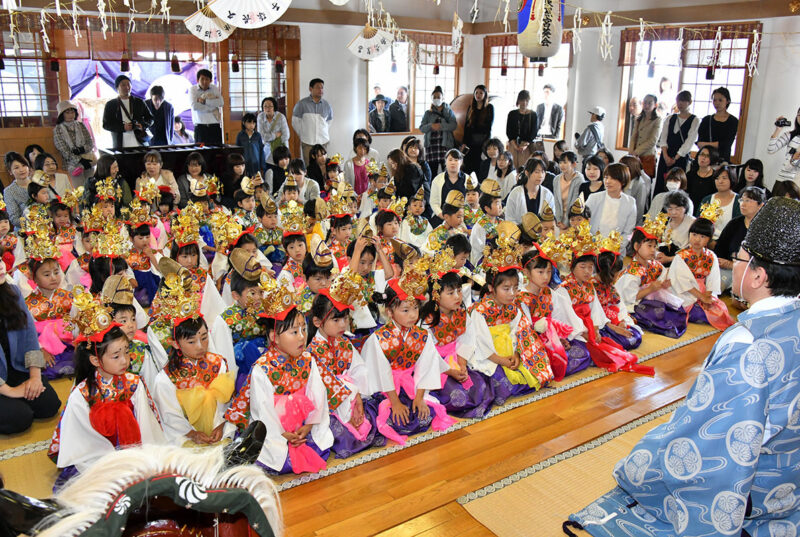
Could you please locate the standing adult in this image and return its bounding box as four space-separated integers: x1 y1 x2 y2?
102 74 153 149
389 86 409 132
53 99 95 183
625 97 642 147
257 97 290 163
654 90 699 195
506 90 538 169
292 78 333 165
462 85 494 175
629 94 661 177
146 85 174 147
419 86 457 176
368 94 391 133
767 107 800 186
190 69 224 145
696 86 739 163
570 196 800 537
430 149 468 222
574 106 606 163
535 84 563 138
0 260 62 434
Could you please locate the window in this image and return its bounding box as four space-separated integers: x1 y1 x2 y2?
367 41 412 134
228 47 286 120
413 41 459 131
616 22 761 162
0 30 59 128
484 33 572 140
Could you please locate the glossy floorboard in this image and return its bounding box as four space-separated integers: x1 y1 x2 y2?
280 332 718 536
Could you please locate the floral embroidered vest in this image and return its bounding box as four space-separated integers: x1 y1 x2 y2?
561 274 595 307
678 248 714 279
166 352 225 390
374 321 429 370
517 288 554 319
128 249 152 271
404 214 428 236
127 340 148 375
625 258 664 287
220 304 263 343
471 297 519 326
426 309 466 346
25 288 73 321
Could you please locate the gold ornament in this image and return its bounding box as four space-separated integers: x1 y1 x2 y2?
31 170 51 187
92 222 132 258
136 178 160 204
396 256 430 299
326 269 364 308
480 178 502 197
597 230 623 254
309 234 334 268
101 274 135 306
570 192 586 216
383 180 397 197
70 285 116 342
156 267 202 323
240 175 256 196
366 161 380 176
465 174 477 191
229 247 263 281
413 186 425 202
284 174 298 188
327 153 343 167
522 213 542 238
387 196 408 217
444 189 465 208
258 192 278 215
127 197 156 228
379 163 389 178
354 217 374 239
172 203 203 246
638 212 669 241
25 226 61 261
391 238 420 265
699 199 723 223
259 271 298 319
328 191 351 217
81 205 106 233
281 200 305 236
482 220 523 272
208 211 243 254
96 176 122 201
61 187 84 213
540 199 555 222
0 192 6 211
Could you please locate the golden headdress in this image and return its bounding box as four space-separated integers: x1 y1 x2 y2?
444 189 465 208
240 175 256 196
189 176 210 198
328 191 351 218
258 192 278 215
0 192 6 211
521 213 542 238
70 285 118 343
480 178 502 197
388 256 429 301
355 218 373 239
321 269 364 311
387 196 408 217
532 234 569 267
135 178 160 204
229 247 264 282
284 175 298 188
597 230 623 255
483 221 523 272
101 274 135 306
326 153 343 167
413 186 425 202
18 209 51 236
31 170 51 187
96 176 122 201
309 235 334 269
391 239 420 266
570 192 586 216
258 272 298 320
61 186 85 213
699 199 723 223
637 212 669 241
312 197 330 221
563 220 596 258
157 267 202 325
25 226 61 261
173 203 203 246
339 181 357 200
281 200 305 237
208 211 244 255
428 247 458 303
379 163 389 178
81 205 106 233
91 221 132 258
366 161 380 176
382 180 397 197
540 199 555 222
127 196 156 228
465 175 477 191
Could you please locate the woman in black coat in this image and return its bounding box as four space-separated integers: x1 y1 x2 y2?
462 85 494 175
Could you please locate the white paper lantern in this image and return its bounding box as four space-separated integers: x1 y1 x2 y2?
517 0 563 60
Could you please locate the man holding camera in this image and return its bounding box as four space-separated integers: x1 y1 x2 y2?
768 109 800 186
102 74 153 149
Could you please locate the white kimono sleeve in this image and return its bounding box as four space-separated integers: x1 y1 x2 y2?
305 362 333 449
210 315 237 375
456 313 477 363
64 259 86 288
360 332 397 395
275 268 294 290
469 224 487 267
352 304 377 330
466 310 503 377
552 287 588 341
210 252 229 282
707 252 722 296
138 346 164 391
250 365 288 471
332 346 369 424
668 254 700 309
200 275 226 323
590 291 610 328
146 326 169 371
615 273 642 309
133 297 149 329
151 370 194 444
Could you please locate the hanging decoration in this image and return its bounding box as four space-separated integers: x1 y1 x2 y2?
347 24 394 60
599 11 613 61
676 27 684 70
98 0 109 39
518 0 563 60
496 0 511 33
55 0 62 17
572 7 582 53
184 6 235 43
39 9 50 54
469 0 479 23
207 0 291 29
451 12 463 53
71 0 82 47
500 45 508 76
171 52 180 72
747 29 760 77
161 0 172 23
706 26 722 80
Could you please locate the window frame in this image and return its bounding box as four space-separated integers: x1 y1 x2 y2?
615 22 761 163
0 30 60 128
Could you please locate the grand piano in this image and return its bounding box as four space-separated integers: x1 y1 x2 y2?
100 143 243 188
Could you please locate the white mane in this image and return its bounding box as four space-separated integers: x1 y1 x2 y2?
35 445 283 537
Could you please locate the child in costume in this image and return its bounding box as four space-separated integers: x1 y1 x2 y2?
468 223 553 405
308 271 387 458
226 274 345 474
24 226 75 380
463 175 483 231
469 179 503 267
298 236 336 317
375 203 404 274
422 251 493 418
48 287 164 488
49 192 81 273
233 185 259 230
24 172 52 220
593 247 643 351
561 224 654 375
211 248 267 392
101 274 161 388
327 194 353 268
616 214 689 338
360 264 456 446
277 210 308 290
367 180 396 234
150 269 236 446
668 203 736 330
126 196 161 308
517 243 592 381
423 190 468 255
0 196 17 271
155 187 177 234
358 162 387 219
399 186 432 250
255 192 285 268
324 154 343 198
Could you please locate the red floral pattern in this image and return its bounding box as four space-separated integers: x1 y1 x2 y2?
678 248 714 279
517 288 554 318
426 309 466 346
624 259 664 286
166 352 225 390
25 288 73 321
561 274 595 306
128 250 152 271
374 321 429 370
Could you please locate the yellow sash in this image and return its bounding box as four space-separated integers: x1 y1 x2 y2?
489 324 540 389
176 372 235 435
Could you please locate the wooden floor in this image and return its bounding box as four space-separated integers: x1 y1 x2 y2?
280 333 717 537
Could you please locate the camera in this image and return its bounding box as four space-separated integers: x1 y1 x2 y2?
776 118 792 128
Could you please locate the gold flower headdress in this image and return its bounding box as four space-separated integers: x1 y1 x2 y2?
156 267 202 325
387 196 408 217
699 199 723 223
96 176 122 201
483 221 523 273
597 230 623 255
366 161 380 176
173 203 203 246
281 200 305 237
388 256 430 301
70 285 118 343
127 196 156 228
208 211 243 254
0 192 6 211
636 212 669 241
81 205 106 233
321 269 364 311
91 221 132 258
61 187 85 213
25 226 61 261
258 272 298 320
136 178 160 204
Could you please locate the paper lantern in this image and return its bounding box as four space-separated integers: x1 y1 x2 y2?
517 0 563 60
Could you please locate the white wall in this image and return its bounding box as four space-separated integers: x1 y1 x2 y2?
295 17 800 185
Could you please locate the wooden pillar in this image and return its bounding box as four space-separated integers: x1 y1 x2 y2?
286 59 301 159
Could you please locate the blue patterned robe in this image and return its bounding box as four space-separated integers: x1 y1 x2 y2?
570 295 800 536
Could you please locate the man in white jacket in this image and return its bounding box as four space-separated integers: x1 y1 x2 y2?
292 78 334 165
